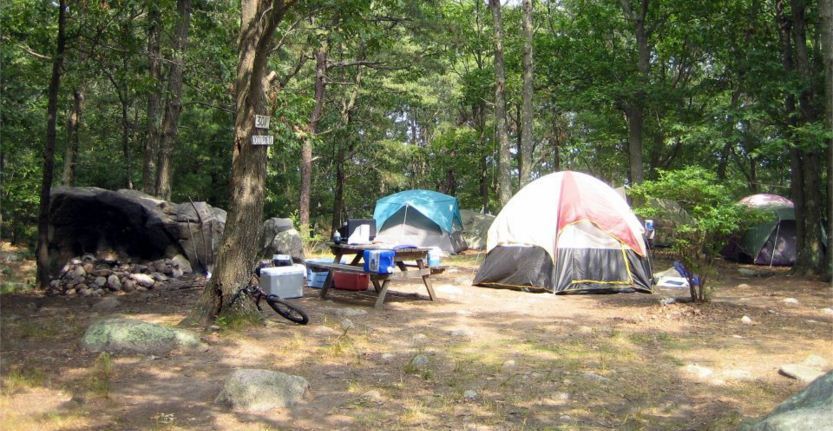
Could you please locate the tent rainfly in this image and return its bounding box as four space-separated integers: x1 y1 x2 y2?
473 171 653 293
721 194 797 266
373 190 467 254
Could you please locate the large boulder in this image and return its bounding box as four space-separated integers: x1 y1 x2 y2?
460 209 496 250
742 370 833 431
216 368 309 412
260 218 304 261
81 318 204 355
49 187 225 273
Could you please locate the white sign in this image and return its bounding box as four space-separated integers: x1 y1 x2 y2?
255 115 271 129
251 135 274 146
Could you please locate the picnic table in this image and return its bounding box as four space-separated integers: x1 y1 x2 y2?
305 243 438 309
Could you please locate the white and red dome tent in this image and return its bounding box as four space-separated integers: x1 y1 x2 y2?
473 171 653 293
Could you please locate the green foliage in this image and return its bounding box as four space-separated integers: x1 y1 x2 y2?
630 167 755 301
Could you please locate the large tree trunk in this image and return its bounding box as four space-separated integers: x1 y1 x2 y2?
121 93 133 189
490 0 512 207
300 44 327 231
791 0 825 274
185 0 293 326
821 0 833 278
61 88 84 186
620 0 650 184
142 0 162 194
36 0 67 288
155 0 192 201
519 0 534 187
330 64 363 235
331 145 346 236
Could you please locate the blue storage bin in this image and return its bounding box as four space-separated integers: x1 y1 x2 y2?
363 249 395 274
305 258 332 289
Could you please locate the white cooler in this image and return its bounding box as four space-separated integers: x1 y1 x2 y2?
259 264 305 299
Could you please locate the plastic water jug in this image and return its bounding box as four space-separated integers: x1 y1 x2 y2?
363 250 395 274
427 248 441 268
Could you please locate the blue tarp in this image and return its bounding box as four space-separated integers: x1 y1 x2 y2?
373 189 463 233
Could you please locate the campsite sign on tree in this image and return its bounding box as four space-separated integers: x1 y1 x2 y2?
252 114 273 146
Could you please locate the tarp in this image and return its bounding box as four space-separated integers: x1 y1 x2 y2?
373 190 463 234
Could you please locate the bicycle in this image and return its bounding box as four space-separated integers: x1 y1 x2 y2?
233 264 309 325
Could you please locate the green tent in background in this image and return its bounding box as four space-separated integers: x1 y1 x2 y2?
722 194 796 266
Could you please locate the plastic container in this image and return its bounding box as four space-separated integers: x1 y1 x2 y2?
427 248 441 268
259 264 305 299
363 249 395 274
304 258 332 289
333 272 370 291
272 254 293 266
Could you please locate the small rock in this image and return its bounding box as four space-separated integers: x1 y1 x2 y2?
741 315 753 324
737 283 751 289
556 392 570 401
578 326 593 334
66 288 77 296
659 297 675 306
463 390 478 401
408 354 430 371
171 255 192 273
502 360 517 372
49 279 61 288
340 318 355 331
685 364 714 380
381 353 395 362
80 287 92 297
361 390 383 402
559 415 572 421
136 286 148 292
216 368 309 412
71 266 87 278
122 279 136 292
449 327 474 338
171 268 183 278
83 263 94 273
107 274 122 291
151 272 168 282
783 298 799 305
131 273 155 287
821 308 833 315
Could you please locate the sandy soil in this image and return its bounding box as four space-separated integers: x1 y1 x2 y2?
1 251 832 430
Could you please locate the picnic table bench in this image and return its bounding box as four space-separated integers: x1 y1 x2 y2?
306 244 442 309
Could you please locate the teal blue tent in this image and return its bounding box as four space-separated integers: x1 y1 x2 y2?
373 190 467 253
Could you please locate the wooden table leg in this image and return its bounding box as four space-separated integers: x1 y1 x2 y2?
374 279 391 309
320 270 334 299
350 253 362 265
371 279 382 293
416 259 437 301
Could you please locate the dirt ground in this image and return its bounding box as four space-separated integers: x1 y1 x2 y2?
1 247 832 431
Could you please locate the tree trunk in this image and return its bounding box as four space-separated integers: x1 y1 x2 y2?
156 0 192 201
36 0 67 288
791 0 825 274
185 0 293 327
331 145 346 235
300 44 327 231
121 95 133 189
519 0 534 187
620 0 650 184
142 0 162 194
61 88 84 186
490 0 512 207
820 0 833 278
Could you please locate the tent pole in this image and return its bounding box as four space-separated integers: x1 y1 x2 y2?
769 221 781 267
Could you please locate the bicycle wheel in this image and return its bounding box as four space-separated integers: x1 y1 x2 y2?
265 296 309 325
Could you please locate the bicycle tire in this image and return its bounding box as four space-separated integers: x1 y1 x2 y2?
266 296 309 325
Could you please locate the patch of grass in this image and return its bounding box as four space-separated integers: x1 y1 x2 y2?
443 252 486 269
1 367 48 393
87 352 113 398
